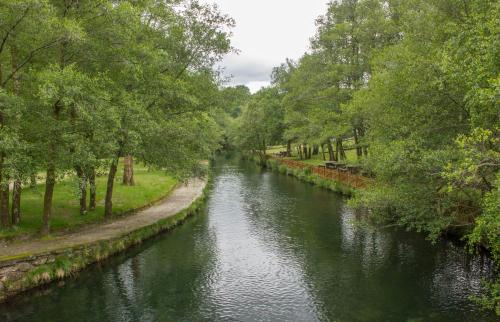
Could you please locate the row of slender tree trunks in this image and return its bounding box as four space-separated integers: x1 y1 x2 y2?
0 155 135 231
295 136 368 162
296 140 345 161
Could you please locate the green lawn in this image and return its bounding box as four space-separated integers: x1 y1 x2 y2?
0 162 177 240
267 145 359 166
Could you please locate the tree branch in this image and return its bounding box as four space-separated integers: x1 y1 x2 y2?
1 38 61 87
0 5 31 56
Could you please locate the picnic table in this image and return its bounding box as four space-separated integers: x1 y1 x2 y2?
324 161 346 170
273 151 289 157
346 165 361 174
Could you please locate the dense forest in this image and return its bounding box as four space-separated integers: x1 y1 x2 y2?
231 0 499 313
0 0 235 233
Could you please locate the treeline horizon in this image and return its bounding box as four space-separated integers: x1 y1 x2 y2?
0 0 235 234
227 0 498 313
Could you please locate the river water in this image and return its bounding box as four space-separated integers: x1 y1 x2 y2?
0 156 496 321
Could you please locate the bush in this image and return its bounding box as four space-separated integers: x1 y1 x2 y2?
267 159 279 171
297 170 308 181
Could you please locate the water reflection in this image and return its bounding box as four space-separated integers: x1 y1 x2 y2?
0 156 495 322
203 166 322 321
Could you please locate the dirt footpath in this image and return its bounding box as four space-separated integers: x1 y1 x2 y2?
0 178 206 262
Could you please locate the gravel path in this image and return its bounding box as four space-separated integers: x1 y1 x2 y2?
0 178 206 262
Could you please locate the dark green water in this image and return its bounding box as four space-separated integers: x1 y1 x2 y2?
0 156 496 322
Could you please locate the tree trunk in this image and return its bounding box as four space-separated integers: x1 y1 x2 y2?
337 139 346 160
336 140 341 160
312 145 319 155
104 158 119 218
327 141 335 161
89 167 96 211
358 127 368 157
335 139 340 161
308 147 312 159
80 176 87 215
8 45 21 226
76 167 87 215
0 51 13 228
122 155 135 186
302 144 308 160
42 165 56 235
0 153 10 227
42 88 63 235
321 144 326 161
30 173 37 188
0 181 9 228
354 129 362 159
286 140 292 157
11 179 21 225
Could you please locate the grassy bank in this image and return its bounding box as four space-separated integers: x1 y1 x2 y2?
262 157 355 196
0 162 177 240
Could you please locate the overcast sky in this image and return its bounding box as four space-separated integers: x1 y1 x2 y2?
205 0 329 93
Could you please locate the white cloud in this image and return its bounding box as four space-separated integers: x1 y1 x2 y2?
246 81 271 94
221 56 273 85
207 0 329 92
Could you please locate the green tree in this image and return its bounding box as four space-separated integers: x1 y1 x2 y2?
233 87 285 164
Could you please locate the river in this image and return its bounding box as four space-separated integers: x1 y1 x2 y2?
0 155 495 321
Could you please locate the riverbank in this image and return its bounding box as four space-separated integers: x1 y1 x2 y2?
0 178 208 303
0 156 496 321
259 155 371 196
0 162 178 241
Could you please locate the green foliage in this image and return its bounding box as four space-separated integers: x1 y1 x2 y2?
0 0 233 232
266 159 279 171
219 85 251 118
344 1 499 265
238 0 498 312
468 174 500 263
231 87 285 159
215 85 251 149
468 173 500 314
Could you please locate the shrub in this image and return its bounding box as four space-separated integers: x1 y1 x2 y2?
266 159 279 171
